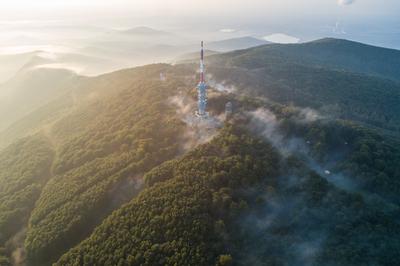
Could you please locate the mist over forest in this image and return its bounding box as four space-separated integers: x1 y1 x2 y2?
0 1 400 266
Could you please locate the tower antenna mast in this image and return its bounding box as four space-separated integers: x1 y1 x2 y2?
196 41 208 118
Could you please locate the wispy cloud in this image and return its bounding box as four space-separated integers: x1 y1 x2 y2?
338 0 356 6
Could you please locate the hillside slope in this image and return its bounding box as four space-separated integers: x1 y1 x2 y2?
217 38 400 81
55 125 280 266
0 39 399 266
23 65 188 265
207 38 400 132
0 135 54 245
0 52 39 84
56 120 400 266
0 66 78 132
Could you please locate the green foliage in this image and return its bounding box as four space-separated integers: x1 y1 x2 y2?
279 114 400 203
229 157 400 266
211 38 400 82
0 50 398 266
208 40 400 132
25 67 186 264
0 135 53 244
55 125 280 265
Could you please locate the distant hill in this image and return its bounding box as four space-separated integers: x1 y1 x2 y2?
0 52 40 84
218 38 400 82
207 38 400 132
175 49 220 63
207 36 270 52
174 37 269 63
121 26 171 36
0 65 78 131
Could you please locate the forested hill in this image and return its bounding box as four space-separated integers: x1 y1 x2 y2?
0 39 399 266
55 125 281 265
0 64 192 265
24 66 191 265
56 122 400 266
207 38 400 133
0 67 78 132
213 38 400 82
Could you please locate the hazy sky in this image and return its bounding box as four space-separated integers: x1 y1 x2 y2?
0 0 397 17
0 0 399 48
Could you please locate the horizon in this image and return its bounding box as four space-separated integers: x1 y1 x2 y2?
0 0 399 50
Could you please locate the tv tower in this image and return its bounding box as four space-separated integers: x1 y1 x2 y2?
196 41 208 118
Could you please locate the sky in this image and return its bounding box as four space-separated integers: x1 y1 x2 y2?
0 0 399 48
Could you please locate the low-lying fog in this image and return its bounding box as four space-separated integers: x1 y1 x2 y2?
0 19 277 131
0 20 272 83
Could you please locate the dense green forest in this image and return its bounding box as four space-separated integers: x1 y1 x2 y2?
0 40 399 265
265 105 400 203
229 156 400 266
215 38 400 82
55 125 280 265
0 135 54 245
24 68 187 265
55 120 400 266
207 39 400 132
207 92 400 204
